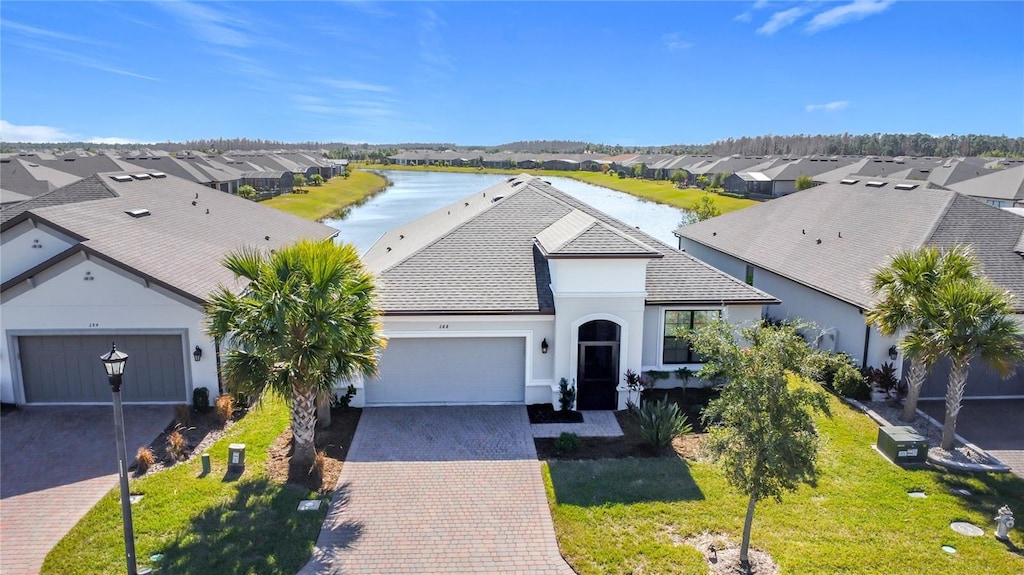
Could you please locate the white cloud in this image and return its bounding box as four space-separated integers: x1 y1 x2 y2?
87 137 148 145
158 1 252 48
0 120 76 143
734 12 753 23
661 32 694 51
321 79 392 93
805 101 850 112
757 7 808 35
418 8 454 74
1 19 113 46
806 0 895 33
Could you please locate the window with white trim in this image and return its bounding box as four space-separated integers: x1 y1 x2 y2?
663 310 721 364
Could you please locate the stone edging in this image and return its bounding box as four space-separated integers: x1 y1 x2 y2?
840 396 1011 474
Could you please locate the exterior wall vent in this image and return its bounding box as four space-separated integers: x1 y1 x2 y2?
125 209 151 218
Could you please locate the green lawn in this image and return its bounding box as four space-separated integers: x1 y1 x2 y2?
43 397 327 575
545 394 1024 575
368 164 758 214
262 169 389 221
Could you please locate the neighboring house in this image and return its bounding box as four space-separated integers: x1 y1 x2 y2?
676 178 1024 399
351 176 777 409
240 171 294 194
0 172 336 405
948 164 1024 208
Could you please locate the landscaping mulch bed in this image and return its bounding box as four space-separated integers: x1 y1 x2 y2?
132 406 243 477
527 403 584 424
536 410 707 461
677 532 779 575
265 407 361 495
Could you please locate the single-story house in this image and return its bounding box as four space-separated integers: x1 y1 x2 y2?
350 175 778 409
948 164 1024 208
676 178 1024 399
0 172 335 405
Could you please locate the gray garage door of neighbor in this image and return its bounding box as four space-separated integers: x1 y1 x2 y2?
19 334 186 404
366 337 526 405
918 357 1024 399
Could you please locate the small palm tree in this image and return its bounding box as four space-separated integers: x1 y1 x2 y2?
310 173 325 186
923 277 1023 450
866 245 978 421
205 240 384 466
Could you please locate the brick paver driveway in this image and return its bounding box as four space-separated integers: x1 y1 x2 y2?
300 406 574 574
919 399 1024 478
0 406 171 575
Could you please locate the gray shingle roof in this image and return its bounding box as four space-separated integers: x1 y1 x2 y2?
535 210 661 258
3 173 337 302
1 176 119 224
365 176 776 314
676 179 1024 311
948 165 1024 201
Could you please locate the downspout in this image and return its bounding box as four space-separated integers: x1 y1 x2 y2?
214 339 224 395
861 324 871 370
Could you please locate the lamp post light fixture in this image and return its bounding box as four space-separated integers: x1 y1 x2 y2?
193 345 203 362
888 345 899 361
100 343 139 575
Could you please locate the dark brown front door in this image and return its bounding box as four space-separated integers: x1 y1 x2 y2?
578 343 618 410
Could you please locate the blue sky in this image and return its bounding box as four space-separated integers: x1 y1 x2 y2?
1 1 1022 146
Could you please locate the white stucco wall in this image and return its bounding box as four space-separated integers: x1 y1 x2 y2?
678 239 901 374
549 258 649 294
0 220 77 284
1 253 219 404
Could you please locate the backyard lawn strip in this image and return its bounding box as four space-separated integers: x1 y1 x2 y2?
262 168 389 221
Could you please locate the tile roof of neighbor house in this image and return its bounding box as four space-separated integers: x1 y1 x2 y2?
675 179 1024 312
1 172 336 302
363 175 777 314
948 164 1024 201
0 190 33 205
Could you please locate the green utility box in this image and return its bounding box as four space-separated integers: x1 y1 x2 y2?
877 426 928 465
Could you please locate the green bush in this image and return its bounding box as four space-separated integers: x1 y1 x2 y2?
638 397 693 451
554 432 581 452
192 387 210 411
558 378 576 411
833 364 870 400
803 352 855 386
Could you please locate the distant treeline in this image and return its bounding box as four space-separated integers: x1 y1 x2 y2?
4 133 1021 158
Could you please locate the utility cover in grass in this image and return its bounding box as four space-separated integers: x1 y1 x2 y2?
950 522 984 537
298 499 322 511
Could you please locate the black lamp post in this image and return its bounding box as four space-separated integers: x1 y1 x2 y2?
100 343 138 575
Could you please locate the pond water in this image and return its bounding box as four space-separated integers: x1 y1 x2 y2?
325 170 695 254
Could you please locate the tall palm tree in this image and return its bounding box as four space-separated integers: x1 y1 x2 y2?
866 245 978 422
206 239 384 467
923 277 1023 450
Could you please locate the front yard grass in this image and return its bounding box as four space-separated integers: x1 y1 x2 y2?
43 396 327 575
372 164 758 214
544 394 1024 574
262 169 388 221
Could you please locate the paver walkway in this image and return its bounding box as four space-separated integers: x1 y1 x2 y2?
300 406 575 574
919 399 1024 478
0 405 171 575
530 410 623 438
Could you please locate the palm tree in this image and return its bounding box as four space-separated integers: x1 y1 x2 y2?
205 239 384 466
923 277 1023 450
866 245 978 422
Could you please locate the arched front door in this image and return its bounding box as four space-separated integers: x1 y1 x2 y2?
577 320 620 410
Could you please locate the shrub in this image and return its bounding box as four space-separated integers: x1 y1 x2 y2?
215 394 234 423
554 432 580 452
332 384 357 408
167 430 189 462
135 446 155 474
638 397 693 451
624 369 645 412
192 387 210 412
833 364 870 400
803 352 855 386
870 361 900 398
174 404 192 426
558 378 576 411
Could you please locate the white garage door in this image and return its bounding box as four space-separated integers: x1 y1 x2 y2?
366 337 526 405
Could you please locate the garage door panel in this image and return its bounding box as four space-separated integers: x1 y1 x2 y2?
20 335 185 404
367 337 525 405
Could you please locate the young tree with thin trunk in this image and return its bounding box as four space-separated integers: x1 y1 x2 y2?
692 193 721 222
866 245 979 422
688 320 830 575
293 173 307 189
923 278 1023 450
205 240 384 467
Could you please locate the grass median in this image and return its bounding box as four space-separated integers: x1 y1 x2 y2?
263 169 389 221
